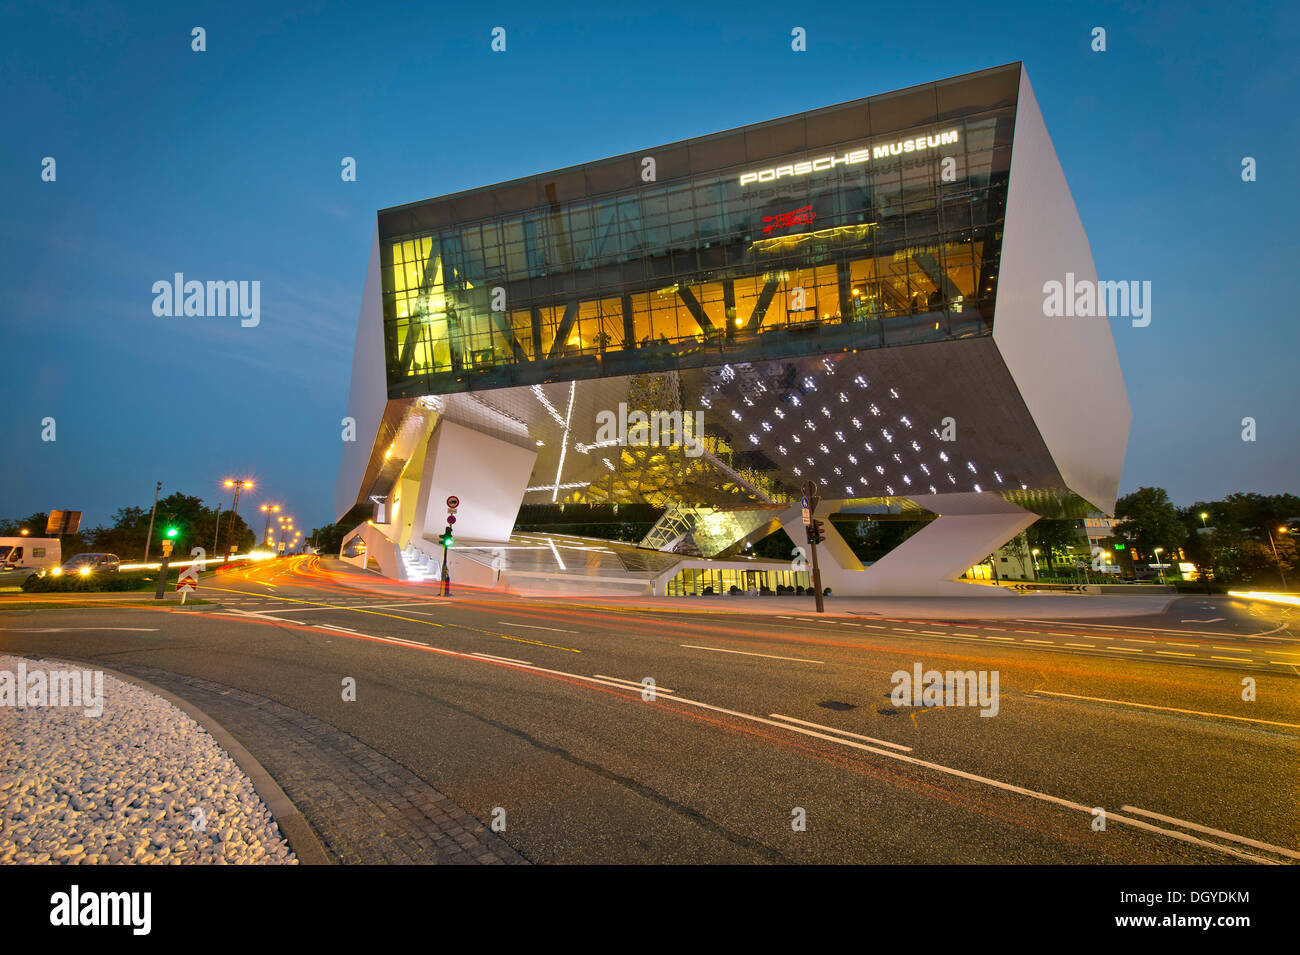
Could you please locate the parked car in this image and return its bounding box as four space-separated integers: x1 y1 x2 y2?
0 562 39 587
55 553 121 577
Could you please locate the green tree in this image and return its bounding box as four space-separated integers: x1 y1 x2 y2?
1026 519 1080 572
308 520 361 556
1115 487 1187 560
0 512 50 536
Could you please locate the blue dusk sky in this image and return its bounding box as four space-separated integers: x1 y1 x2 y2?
1 0 1296 529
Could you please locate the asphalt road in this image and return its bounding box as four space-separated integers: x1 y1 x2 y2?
3 556 1297 864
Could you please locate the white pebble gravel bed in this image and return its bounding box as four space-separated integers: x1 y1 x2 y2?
0 655 297 864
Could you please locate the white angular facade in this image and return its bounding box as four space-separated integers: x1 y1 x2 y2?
335 64 1129 595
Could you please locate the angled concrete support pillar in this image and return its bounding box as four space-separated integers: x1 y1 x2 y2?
778 492 1038 596
411 418 537 547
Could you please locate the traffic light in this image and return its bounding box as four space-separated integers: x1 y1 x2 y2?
808 520 826 546
165 526 179 539
439 526 454 548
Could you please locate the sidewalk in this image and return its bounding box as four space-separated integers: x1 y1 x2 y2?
443 589 1180 621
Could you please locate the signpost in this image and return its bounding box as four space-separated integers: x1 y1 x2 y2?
440 495 458 596
176 565 199 604
45 511 83 536
802 480 825 614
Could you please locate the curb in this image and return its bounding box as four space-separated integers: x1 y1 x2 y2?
50 657 333 866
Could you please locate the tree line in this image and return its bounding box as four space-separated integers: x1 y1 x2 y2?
1115 488 1298 586
0 494 257 561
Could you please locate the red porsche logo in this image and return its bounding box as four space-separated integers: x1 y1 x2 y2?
761 205 816 234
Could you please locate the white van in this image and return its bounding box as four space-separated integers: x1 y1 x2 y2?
0 537 62 586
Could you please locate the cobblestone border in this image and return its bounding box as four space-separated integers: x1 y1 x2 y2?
97 663 527 865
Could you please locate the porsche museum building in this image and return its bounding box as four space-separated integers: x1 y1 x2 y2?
335 62 1130 596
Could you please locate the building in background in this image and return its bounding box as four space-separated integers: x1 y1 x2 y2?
335 62 1130 595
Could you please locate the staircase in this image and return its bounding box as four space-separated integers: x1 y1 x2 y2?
401 544 438 583
638 504 698 552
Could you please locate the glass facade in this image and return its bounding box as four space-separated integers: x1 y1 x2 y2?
378 66 1019 400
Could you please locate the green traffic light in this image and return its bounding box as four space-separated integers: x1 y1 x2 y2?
165 527 179 538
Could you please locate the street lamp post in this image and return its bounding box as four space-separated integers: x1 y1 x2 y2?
1266 526 1290 591
222 479 253 563
1153 547 1166 585
260 503 281 548
143 481 162 564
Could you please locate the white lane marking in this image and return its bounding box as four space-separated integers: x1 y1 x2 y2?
1119 806 1300 861
679 644 825 665
1182 618 1227 623
1032 690 1300 730
1 627 161 633
254 601 445 614
1023 639 1054 645
1022 618 1267 639
592 674 676 694
985 636 1014 642
1065 643 1097 648
254 605 352 614
1156 651 1195 657
768 714 912 752
1106 646 1142 652
497 622 578 633
291 616 1280 865
1211 655 1253 663
545 537 567 572
221 608 305 625
471 652 533 666
318 623 362 634
667 704 1272 864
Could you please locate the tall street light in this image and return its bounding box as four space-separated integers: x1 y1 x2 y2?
1266 526 1290 591
1153 547 1166 585
144 481 162 563
222 479 254 563
260 503 281 547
